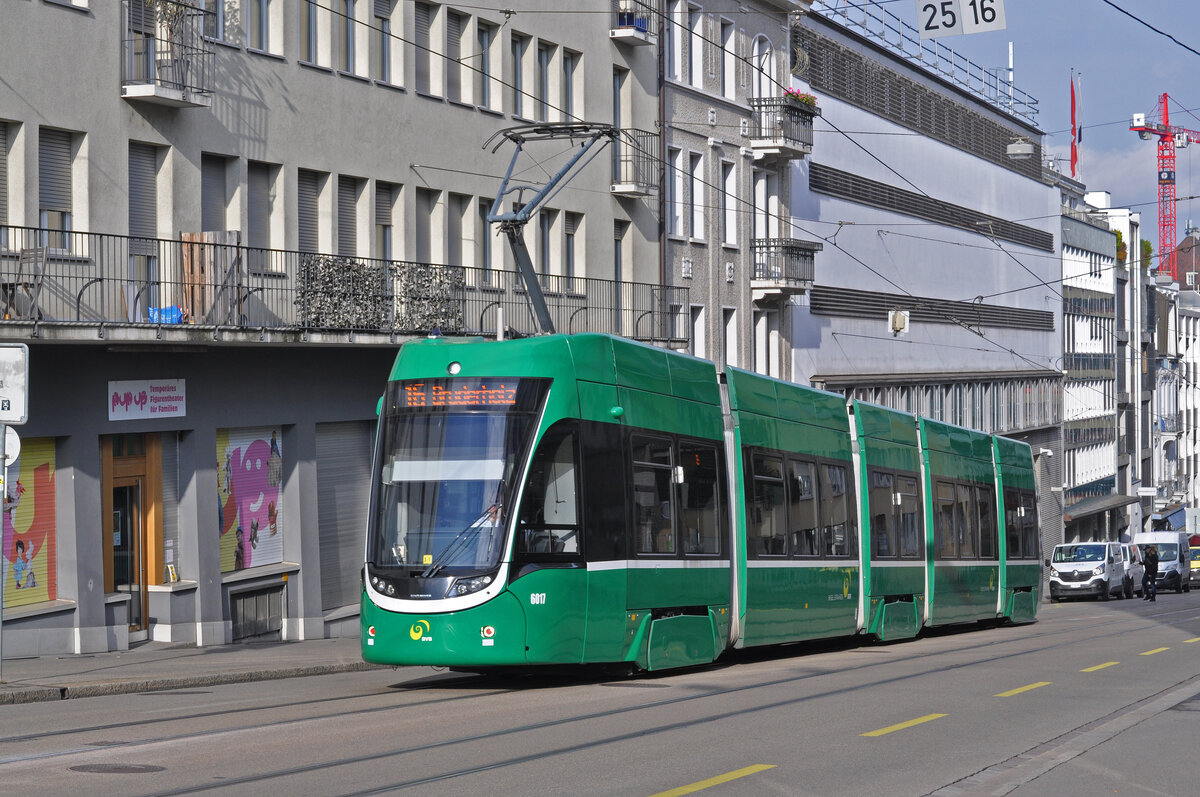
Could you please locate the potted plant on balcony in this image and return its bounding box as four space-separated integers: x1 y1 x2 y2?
783 88 818 107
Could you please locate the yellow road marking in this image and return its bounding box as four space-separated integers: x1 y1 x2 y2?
647 765 776 797
1140 647 1170 656
1184 638 1200 644
995 681 1051 697
1081 662 1119 672
861 713 947 737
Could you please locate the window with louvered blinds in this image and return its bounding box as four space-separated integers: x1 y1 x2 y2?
201 154 227 232
128 143 158 241
337 176 358 257
0 123 7 225
298 169 321 253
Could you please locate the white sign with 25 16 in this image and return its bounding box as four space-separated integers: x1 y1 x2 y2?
916 0 1007 40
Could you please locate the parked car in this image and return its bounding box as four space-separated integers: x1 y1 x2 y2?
1047 542 1126 601
1121 542 1145 598
1133 531 1192 594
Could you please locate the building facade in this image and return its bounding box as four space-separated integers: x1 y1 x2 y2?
784 3 1064 549
0 0 694 654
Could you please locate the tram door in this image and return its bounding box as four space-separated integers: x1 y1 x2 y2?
112 478 147 639
102 434 163 644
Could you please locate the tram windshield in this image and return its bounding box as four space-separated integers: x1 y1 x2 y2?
368 377 548 574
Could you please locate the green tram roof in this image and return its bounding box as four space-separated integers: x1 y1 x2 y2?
725 367 847 430
851 400 921 473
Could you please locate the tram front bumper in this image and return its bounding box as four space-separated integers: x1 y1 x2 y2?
361 590 529 667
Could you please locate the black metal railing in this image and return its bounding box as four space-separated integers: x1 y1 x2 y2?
748 97 819 155
121 0 215 97
612 129 659 193
752 238 821 285
0 225 690 346
611 0 657 36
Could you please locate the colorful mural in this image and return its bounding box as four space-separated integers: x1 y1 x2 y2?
217 427 284 573
2 438 56 608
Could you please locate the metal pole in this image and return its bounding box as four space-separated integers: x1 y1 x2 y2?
1 421 7 682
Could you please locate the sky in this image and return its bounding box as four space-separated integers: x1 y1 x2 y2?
867 0 1200 261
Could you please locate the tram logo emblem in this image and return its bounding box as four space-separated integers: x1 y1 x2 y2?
410 620 432 641
481 626 495 638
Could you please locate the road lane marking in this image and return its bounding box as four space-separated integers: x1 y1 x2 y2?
1081 662 1119 672
995 681 1051 697
861 713 947 737
647 765 776 796
1140 647 1170 656
1185 637 1200 644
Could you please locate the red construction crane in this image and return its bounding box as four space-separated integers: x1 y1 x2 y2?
1131 93 1200 280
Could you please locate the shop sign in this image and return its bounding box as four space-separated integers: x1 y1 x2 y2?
109 379 186 421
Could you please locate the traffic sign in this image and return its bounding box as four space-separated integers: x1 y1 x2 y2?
0 343 29 425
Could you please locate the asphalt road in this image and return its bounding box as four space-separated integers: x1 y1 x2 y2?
1 592 1197 796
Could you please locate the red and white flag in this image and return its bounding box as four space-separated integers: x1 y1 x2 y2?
1070 73 1079 177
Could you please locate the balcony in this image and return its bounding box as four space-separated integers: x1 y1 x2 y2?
610 0 657 46
0 225 690 348
751 238 822 302
121 0 214 108
611 129 659 197
748 97 819 162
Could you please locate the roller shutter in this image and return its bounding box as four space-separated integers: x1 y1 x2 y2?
414 3 431 93
129 142 158 242
298 169 321 253
0 123 7 224
247 161 270 249
201 154 226 232
337 175 357 257
39 128 73 213
316 421 375 611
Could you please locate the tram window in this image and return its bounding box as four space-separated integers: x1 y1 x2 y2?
955 483 976 559
633 436 675 555
516 423 580 555
868 470 896 558
896 476 923 558
1004 487 1022 558
789 460 819 558
935 482 956 559
750 454 787 556
976 486 996 559
679 444 720 555
1020 491 1039 560
820 464 853 558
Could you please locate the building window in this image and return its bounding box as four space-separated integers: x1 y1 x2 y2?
511 33 529 117
564 211 580 288
337 175 360 257
297 168 323 254
723 307 737 367
339 0 356 73
300 0 318 63
203 0 225 41
689 152 704 240
247 0 269 50
39 128 74 250
477 198 493 283
687 3 703 90
562 50 578 120
414 2 432 93
376 181 398 261
374 1 393 82
536 43 552 121
721 18 735 100
247 160 279 272
129 142 160 310
690 305 705 359
538 209 556 285
667 147 682 237
446 192 470 266
721 161 736 246
476 22 496 109
200 152 228 233
666 1 683 81
752 35 773 99
415 187 438 264
446 10 467 102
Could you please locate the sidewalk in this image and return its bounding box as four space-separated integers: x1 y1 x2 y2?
0 636 382 705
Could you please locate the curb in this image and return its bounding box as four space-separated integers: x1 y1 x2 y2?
0 660 386 705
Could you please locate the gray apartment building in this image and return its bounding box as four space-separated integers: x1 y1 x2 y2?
0 0 734 655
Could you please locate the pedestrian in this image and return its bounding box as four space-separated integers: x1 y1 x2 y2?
1143 544 1159 601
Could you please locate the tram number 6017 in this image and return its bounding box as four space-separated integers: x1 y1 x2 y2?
530 593 547 605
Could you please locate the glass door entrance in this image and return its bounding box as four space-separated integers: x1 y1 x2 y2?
112 478 147 639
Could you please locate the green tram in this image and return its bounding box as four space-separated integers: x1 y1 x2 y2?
361 333 1041 671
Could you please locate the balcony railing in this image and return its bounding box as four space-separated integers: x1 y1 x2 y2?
610 0 657 46
612 129 659 197
121 0 215 108
0 225 690 347
748 97 819 161
751 237 821 301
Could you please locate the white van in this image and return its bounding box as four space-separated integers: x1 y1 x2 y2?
1134 531 1192 594
1121 542 1145 599
1047 541 1126 601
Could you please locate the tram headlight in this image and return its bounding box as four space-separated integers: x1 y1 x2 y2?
447 574 493 598
370 573 398 597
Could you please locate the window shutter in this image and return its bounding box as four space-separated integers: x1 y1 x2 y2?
200 154 226 232
39 129 73 213
297 169 320 253
414 3 431 92
128 142 158 241
375 183 393 227
565 211 580 235
247 161 271 249
316 422 375 611
337 175 357 257
0 123 8 224
374 0 392 19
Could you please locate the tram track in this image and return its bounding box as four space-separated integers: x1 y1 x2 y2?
5 598 1189 793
